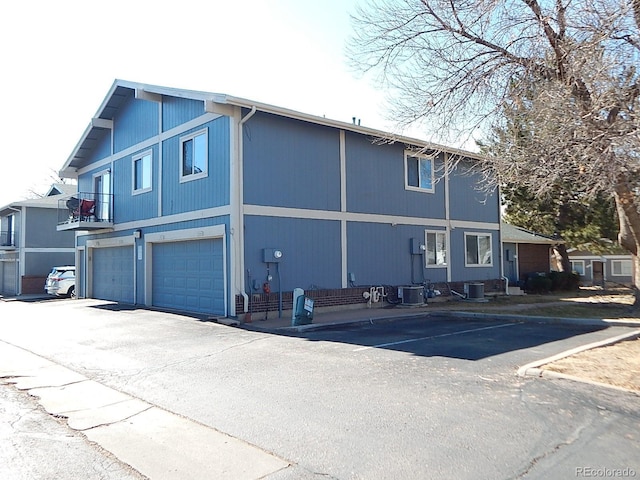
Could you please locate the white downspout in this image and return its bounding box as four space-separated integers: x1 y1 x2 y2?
444 153 452 283
499 222 509 295
236 106 257 315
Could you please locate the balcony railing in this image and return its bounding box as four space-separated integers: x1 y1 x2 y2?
0 230 17 249
57 192 114 231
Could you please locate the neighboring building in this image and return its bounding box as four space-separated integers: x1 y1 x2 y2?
56 79 503 318
0 184 77 295
500 223 562 288
567 250 634 287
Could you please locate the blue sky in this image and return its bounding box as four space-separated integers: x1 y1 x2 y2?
0 0 418 207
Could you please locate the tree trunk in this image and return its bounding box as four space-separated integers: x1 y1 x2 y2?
552 244 571 273
632 254 640 306
613 181 640 306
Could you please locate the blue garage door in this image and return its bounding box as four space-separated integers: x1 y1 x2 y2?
1 258 17 295
92 246 134 303
152 238 225 315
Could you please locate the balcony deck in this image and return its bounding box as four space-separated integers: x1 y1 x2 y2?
57 193 114 231
57 217 114 231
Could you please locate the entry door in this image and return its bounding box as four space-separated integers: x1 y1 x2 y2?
592 261 604 286
503 247 518 284
78 251 86 298
94 170 111 221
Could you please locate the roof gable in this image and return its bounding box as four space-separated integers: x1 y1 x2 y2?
59 79 484 178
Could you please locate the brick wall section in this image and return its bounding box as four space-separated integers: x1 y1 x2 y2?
22 276 47 294
518 245 552 281
235 279 505 317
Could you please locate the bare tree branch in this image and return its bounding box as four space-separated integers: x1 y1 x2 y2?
348 0 640 299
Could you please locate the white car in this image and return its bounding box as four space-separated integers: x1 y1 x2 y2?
45 266 76 298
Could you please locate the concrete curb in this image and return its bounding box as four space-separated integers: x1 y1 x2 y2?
242 309 640 333
282 313 429 332
516 328 640 395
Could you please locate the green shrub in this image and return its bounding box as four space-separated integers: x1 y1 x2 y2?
548 271 580 291
525 273 553 293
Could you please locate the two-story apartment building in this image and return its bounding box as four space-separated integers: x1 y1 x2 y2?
56 80 502 319
1 184 76 295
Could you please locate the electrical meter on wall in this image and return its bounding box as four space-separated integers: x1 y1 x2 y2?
263 248 283 263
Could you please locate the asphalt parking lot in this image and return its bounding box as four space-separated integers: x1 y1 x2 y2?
296 314 612 362
1 297 639 480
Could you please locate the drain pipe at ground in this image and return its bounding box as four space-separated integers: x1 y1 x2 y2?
502 276 510 295
238 106 257 316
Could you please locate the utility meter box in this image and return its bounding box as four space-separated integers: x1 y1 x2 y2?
410 238 423 255
263 248 283 263
292 290 314 326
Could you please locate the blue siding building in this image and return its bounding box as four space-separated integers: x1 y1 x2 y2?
57 80 502 318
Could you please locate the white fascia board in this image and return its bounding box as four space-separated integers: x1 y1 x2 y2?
60 121 94 176
508 238 563 245
86 235 135 248
118 79 212 102
144 225 225 243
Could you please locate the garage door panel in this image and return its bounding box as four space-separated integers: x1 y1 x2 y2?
1 260 17 295
152 238 225 316
92 247 134 304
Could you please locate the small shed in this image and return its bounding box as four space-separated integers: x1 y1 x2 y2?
501 223 562 288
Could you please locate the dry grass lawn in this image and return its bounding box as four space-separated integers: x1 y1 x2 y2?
433 287 640 393
540 337 640 392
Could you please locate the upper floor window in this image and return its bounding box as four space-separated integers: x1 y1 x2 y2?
425 230 447 266
4 214 15 246
133 150 152 194
612 259 632 276
180 129 208 181
405 151 436 193
465 232 492 266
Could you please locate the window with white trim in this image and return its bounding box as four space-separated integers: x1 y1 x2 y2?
465 233 492 266
180 129 208 181
611 259 632 276
570 260 585 276
133 150 152 193
405 151 436 193
425 231 447 266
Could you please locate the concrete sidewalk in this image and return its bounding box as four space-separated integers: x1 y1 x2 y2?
0 341 290 480
235 297 640 332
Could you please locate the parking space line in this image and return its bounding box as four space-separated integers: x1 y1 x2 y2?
352 322 522 352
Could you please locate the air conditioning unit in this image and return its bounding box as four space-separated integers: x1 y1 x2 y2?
464 282 487 302
467 283 485 299
398 285 424 305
